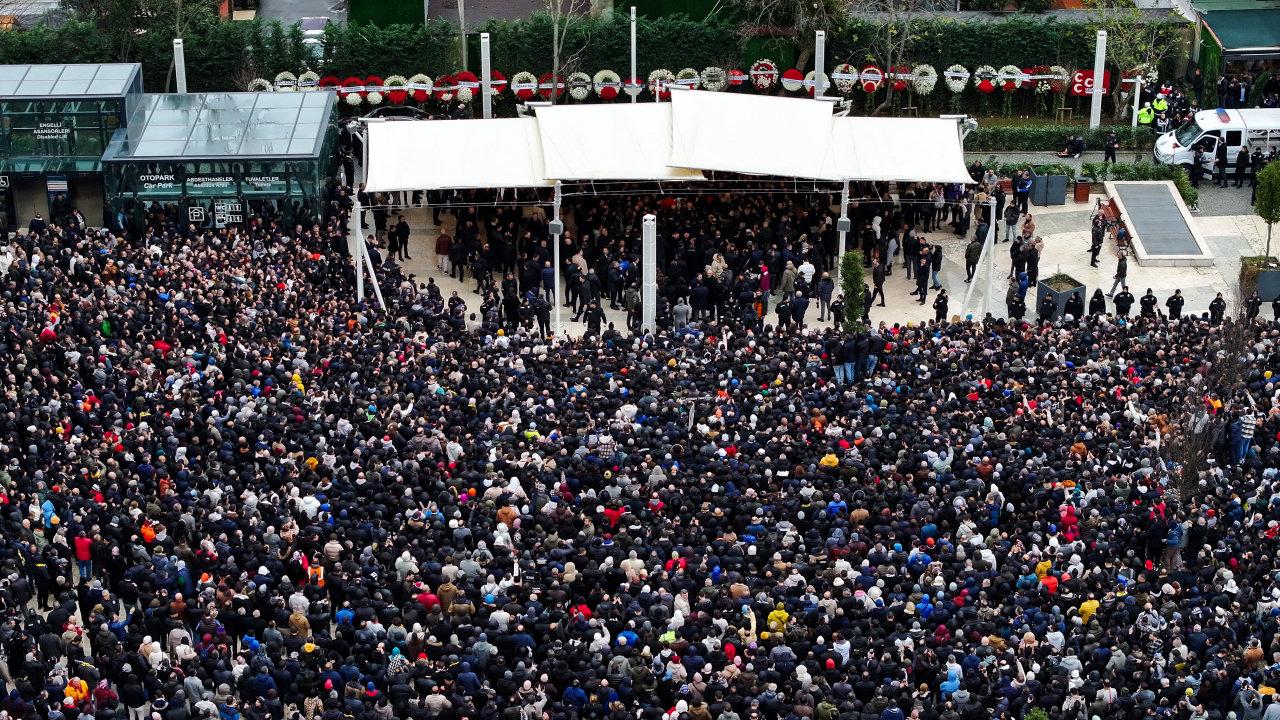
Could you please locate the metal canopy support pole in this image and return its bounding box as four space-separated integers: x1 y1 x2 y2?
630 7 638 104
480 33 493 119
362 236 387 310
814 30 826 99
173 39 188 94
350 200 365 304
1130 76 1143 129
1088 30 1107 129
642 214 657 333
981 196 997 319
835 180 850 286
459 0 468 71
550 181 564 337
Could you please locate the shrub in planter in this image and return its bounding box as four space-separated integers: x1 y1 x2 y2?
1240 256 1280 299
1038 272 1086 320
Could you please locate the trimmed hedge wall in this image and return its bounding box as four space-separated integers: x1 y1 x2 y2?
965 125 1156 152
0 9 1185 95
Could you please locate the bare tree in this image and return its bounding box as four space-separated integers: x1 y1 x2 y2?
1085 0 1181 119
1162 295 1253 514
730 0 849 76
547 0 590 105
849 0 926 116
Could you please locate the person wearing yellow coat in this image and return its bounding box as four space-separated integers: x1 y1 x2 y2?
65 676 90 705
1079 597 1100 625
767 601 790 632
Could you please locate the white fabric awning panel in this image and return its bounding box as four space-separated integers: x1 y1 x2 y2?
535 103 703 181
819 117 972 184
668 90 837 179
363 117 552 192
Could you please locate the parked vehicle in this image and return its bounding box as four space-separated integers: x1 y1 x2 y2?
1154 108 1280 170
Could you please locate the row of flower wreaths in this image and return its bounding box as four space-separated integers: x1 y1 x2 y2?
247 62 1085 105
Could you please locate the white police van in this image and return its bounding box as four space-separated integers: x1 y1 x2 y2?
1153 108 1280 170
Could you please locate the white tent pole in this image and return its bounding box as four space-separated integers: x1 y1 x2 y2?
550 181 564 337
480 33 493 120
362 235 387 310
349 201 365 304
814 30 826 99
630 6 638 104
835 180 850 287
173 39 188 94
1131 76 1142 129
982 196 996 319
1088 30 1107 129
642 214 657 333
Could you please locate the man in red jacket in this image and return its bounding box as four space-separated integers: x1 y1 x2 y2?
74 533 94 582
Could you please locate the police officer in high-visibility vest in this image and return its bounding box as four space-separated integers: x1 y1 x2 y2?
1137 102 1155 127
1151 94 1169 115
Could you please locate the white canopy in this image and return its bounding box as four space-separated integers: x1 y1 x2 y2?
362 95 974 192
819 117 972 184
668 90 837 179
535 103 703 181
364 117 552 192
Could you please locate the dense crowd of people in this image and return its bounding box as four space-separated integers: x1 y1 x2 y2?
3 152 1280 720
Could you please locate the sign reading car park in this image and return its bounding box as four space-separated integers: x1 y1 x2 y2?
188 206 206 223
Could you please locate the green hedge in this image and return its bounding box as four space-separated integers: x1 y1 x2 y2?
0 10 1186 96
349 0 424 26
966 125 1156 152
829 16 1183 76
477 13 740 77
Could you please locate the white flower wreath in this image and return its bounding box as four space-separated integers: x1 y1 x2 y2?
456 87 473 103
648 68 674 97
511 71 538 99
344 92 363 106
247 78 273 92
700 67 727 92
805 70 830 95
997 64 1025 92
749 59 778 90
833 63 857 95
567 72 592 101
675 68 700 89
943 64 970 93
593 69 621 98
297 71 320 90
273 71 297 92
912 64 937 95
366 90 384 105
974 65 998 93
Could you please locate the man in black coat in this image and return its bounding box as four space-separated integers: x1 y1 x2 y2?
1114 287 1135 317
1166 289 1185 320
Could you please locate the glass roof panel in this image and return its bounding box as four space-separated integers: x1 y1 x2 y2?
239 138 294 155
60 66 99 80
16 80 56 96
0 64 139 97
133 140 189 156
23 66 62 80
101 91 331 160
53 79 93 95
245 123 294 140
183 139 241 156
252 107 300 124
140 125 193 141
93 65 134 79
254 93 302 108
